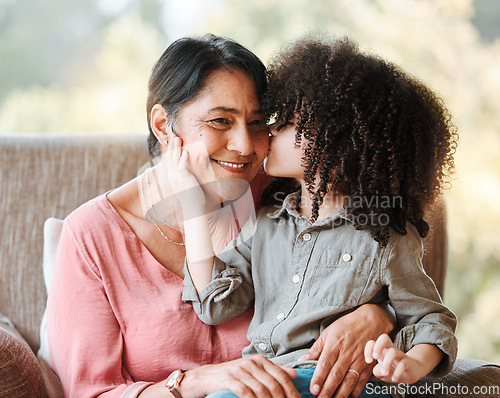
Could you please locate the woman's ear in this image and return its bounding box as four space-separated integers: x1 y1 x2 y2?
150 104 174 147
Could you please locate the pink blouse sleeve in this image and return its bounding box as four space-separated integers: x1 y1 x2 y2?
47 220 153 397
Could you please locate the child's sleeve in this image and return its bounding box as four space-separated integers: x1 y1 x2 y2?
380 226 458 378
182 216 257 325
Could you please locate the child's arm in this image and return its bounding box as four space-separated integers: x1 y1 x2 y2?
380 228 458 377
166 136 214 293
182 209 215 293
364 333 444 384
166 136 255 325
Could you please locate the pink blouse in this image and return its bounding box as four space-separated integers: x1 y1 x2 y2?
47 194 253 397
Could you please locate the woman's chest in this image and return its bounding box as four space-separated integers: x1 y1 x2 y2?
106 266 252 381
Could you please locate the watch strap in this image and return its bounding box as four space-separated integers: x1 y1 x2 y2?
169 388 182 398
165 369 185 398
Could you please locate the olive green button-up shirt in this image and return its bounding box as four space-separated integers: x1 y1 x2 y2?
183 191 457 377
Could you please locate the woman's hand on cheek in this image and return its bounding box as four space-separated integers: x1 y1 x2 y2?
182 355 301 398
299 304 395 398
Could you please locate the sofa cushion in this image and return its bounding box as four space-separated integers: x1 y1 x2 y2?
38 217 64 365
0 316 46 398
407 358 500 397
37 218 65 398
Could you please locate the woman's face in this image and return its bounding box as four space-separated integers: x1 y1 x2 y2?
167 68 269 199
265 115 305 181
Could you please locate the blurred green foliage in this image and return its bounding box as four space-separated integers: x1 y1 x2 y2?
1 0 499 364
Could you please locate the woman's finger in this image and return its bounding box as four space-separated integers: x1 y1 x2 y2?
298 332 323 362
247 356 299 398
206 366 262 398
261 362 300 398
224 381 257 398
332 357 369 398
245 369 284 398
309 346 340 396
331 366 360 398
227 357 300 398
315 355 348 397
231 368 273 398
278 364 298 379
350 361 375 398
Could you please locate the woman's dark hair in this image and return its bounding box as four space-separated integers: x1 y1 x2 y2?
262 36 458 246
146 34 267 157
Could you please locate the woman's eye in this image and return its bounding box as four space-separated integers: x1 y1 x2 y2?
249 119 266 126
211 118 229 124
208 118 230 129
248 119 268 132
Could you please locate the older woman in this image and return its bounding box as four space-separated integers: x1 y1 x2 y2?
47 34 394 398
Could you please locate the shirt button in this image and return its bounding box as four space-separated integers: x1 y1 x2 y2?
258 343 267 351
277 312 285 320
303 233 312 241
292 275 300 284
342 253 352 262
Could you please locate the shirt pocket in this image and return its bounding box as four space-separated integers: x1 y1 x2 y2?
306 248 374 308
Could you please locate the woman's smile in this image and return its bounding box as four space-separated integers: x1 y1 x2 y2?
212 159 250 173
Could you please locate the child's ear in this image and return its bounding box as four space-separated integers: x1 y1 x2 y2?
150 104 175 146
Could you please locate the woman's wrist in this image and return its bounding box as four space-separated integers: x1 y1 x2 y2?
137 369 200 398
176 368 200 398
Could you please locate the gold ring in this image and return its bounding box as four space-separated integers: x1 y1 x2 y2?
347 369 360 377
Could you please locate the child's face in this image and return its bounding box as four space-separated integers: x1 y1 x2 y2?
264 115 305 181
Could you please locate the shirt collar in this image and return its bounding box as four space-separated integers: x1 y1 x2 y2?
267 190 301 219
267 190 351 227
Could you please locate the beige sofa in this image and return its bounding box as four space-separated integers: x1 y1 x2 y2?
0 133 498 397
1 133 149 397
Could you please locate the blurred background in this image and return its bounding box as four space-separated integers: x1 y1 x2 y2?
1 0 499 364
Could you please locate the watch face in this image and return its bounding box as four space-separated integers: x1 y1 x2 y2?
166 370 181 387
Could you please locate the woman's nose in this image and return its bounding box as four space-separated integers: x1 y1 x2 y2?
227 125 255 156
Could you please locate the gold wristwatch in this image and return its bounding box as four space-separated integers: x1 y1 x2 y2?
165 369 185 398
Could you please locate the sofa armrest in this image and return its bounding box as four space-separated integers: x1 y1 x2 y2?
406 358 500 397
0 322 46 398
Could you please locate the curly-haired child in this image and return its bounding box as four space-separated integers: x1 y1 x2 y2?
169 36 459 398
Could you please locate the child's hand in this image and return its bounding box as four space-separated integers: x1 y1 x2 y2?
364 334 425 384
164 136 209 217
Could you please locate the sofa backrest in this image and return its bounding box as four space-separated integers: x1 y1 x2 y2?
0 133 149 351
